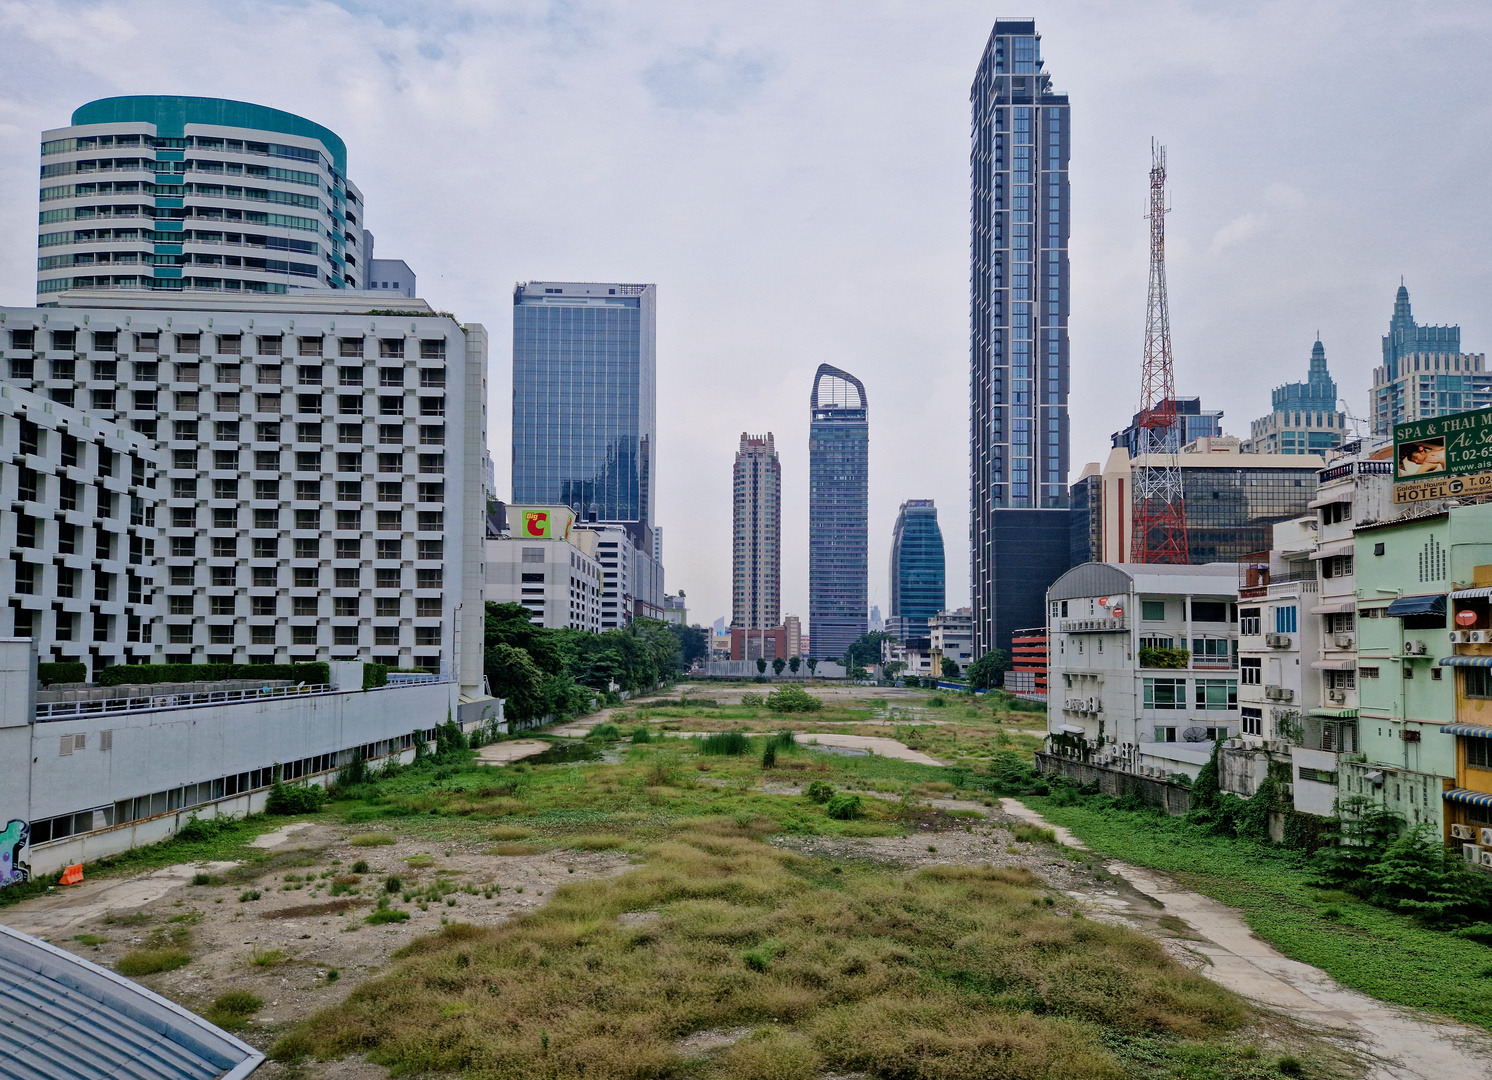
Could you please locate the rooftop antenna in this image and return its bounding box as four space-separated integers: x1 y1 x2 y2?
1130 140 1190 564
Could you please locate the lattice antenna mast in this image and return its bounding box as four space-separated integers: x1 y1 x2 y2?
1131 141 1190 564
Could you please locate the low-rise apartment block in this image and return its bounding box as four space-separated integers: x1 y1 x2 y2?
485 504 603 631
1046 562 1240 780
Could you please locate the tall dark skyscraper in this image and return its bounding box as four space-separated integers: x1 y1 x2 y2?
808 364 868 661
889 500 946 638
969 18 1073 659
511 281 656 531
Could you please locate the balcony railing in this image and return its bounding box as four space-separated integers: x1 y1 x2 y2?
36 681 332 721
1060 618 1128 633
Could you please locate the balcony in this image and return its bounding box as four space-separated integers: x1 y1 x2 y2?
1060 618 1127 633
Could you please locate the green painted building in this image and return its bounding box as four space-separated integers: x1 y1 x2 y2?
1343 503 1492 829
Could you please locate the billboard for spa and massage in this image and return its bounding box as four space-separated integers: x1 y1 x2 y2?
1393 405 1492 503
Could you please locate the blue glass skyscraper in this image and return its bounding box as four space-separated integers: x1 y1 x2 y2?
889 500 946 638
1370 285 1492 435
511 282 656 529
809 364 868 661
970 18 1073 660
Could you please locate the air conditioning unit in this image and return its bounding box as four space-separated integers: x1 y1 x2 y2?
1471 631 1491 645
1327 689 1346 704
1333 633 1355 649
1264 685 1294 702
1403 640 1427 656
1481 849 1492 869
1464 843 1483 865
1480 828 1492 848
1087 697 1103 713
1265 633 1291 649
1451 823 1475 841
1449 630 1468 644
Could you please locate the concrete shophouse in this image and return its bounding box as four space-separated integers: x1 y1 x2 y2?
1440 571 1492 861
1046 562 1240 781
0 382 160 675
1343 504 1492 832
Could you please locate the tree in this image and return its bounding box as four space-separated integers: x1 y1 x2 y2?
756 657 767 674
806 657 819 675
966 649 1010 690
1313 796 1405 892
941 657 960 677
843 631 893 671
788 655 801 674
766 686 823 713
484 641 546 720
882 660 906 681
772 657 786 676
669 624 708 669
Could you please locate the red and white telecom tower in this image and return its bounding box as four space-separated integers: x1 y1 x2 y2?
1130 142 1189 564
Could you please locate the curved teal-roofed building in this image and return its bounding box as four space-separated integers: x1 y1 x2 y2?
36 95 368 301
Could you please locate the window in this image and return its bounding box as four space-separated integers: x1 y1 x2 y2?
377 510 401 531
1298 767 1338 784
378 482 402 502
1239 606 1262 637
415 626 440 646
1274 606 1298 634
379 424 403 445
1191 600 1229 623
253 479 278 500
375 627 399 646
1322 555 1354 579
417 597 443 617
335 567 359 588
1468 737 1492 770
339 338 364 358
293 567 319 588
417 539 443 560
1141 600 1165 621
252 566 277 587
1359 666 1379 679
1321 500 1351 526
334 626 359 647
335 537 360 558
1240 657 1261 685
298 336 323 357
253 537 278 558
1195 679 1237 709
338 423 362 443
419 396 444 417
1325 670 1356 690
336 480 361 501
292 626 317 645
1466 668 1492 699
379 368 404 387
376 568 400 589
1241 708 1262 736
339 366 364 387
294 537 319 559
1191 638 1231 661
1153 726 1177 743
379 395 404 416
379 339 405 359
377 538 401 559
420 369 445 388
1143 677 1185 709
251 620 276 638
334 597 359 617
293 597 319 618
419 425 444 446
416 568 443 589
420 339 445 359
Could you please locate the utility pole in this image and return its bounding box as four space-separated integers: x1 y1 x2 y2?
1131 141 1190 564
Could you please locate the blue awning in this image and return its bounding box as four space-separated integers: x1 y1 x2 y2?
1444 788 1492 809
1441 724 1492 738
1438 655 1492 667
1386 593 1446 618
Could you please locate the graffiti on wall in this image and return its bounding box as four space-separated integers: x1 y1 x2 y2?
0 819 30 888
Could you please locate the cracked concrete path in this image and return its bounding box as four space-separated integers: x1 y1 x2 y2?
3 861 239 938
1001 799 1492 1080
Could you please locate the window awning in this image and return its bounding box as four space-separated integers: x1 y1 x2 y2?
1310 600 1356 614
1059 724 1086 734
1310 659 1356 670
1451 587 1492 600
1385 593 1446 618
1308 708 1358 718
1441 724 1492 738
1310 540 1354 561
1444 787 1492 809
1438 655 1492 667
1308 490 1351 509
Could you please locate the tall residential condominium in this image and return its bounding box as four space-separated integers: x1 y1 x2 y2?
511 281 663 624
0 291 489 700
1370 284 1490 435
732 433 781 631
1246 339 1347 455
888 500 946 640
36 96 391 302
808 364 868 661
969 18 1074 661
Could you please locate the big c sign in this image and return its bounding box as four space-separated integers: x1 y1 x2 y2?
523 510 552 538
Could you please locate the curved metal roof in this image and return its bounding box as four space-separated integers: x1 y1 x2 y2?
0 923 262 1080
810 364 867 415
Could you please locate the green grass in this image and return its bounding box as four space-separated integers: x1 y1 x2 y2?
273 829 1252 1079
206 991 264 1031
116 948 191 976
1025 796 1492 1031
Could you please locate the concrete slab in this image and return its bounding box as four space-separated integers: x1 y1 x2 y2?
3 861 239 938
248 822 313 848
477 740 554 765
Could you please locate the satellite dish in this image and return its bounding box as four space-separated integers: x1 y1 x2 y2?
1182 726 1210 743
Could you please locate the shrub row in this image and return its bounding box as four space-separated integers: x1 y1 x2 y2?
37 661 87 686
98 662 331 688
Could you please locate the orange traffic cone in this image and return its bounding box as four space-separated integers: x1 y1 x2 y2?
59 863 84 885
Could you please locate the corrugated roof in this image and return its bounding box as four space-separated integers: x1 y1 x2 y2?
1048 561 1239 602
0 923 262 1080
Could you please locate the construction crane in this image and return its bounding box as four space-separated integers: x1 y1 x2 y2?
1130 141 1190 564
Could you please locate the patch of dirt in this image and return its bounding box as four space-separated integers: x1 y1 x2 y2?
20 825 631 1069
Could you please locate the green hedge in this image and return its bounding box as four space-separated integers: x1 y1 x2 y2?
363 663 389 690
97 663 331 688
37 661 87 686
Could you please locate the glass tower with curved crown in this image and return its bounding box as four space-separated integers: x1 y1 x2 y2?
808 364 868 661
889 500 946 638
970 18 1074 660
36 96 367 301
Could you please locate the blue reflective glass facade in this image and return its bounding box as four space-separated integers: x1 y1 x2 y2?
809 365 868 660
889 500 945 635
511 282 656 527
970 19 1073 658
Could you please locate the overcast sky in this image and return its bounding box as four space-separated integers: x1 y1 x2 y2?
2 1 1491 631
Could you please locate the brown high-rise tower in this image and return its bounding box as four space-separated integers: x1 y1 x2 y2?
732 433 781 633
